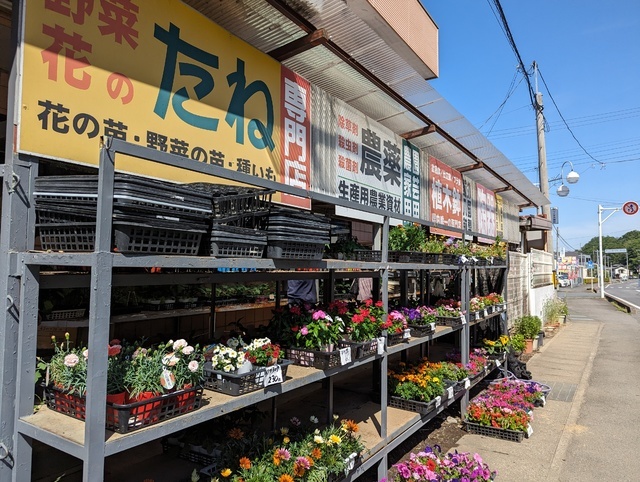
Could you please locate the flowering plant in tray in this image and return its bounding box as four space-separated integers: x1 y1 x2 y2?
293 309 345 350
347 299 384 342
243 337 281 366
391 445 497 481
381 310 408 334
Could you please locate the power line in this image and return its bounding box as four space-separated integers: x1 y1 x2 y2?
478 69 523 135
537 67 606 168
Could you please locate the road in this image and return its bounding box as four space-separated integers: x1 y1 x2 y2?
602 279 640 308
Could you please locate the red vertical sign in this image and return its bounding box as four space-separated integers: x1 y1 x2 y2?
429 156 463 237
281 67 311 209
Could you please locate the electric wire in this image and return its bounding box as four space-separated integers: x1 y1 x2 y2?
537 67 606 168
478 69 523 135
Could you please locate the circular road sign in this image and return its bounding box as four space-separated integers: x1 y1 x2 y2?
623 201 639 216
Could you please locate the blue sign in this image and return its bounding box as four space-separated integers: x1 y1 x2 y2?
587 260 594 269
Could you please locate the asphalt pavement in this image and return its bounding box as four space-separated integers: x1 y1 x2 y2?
454 284 640 481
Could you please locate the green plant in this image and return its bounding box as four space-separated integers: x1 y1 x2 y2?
420 235 446 253
388 224 426 251
543 296 568 323
295 309 345 349
348 300 384 341
514 315 542 340
48 332 87 395
166 339 205 389
510 333 526 353
124 345 166 398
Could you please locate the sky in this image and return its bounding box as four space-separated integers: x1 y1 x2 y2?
420 0 640 253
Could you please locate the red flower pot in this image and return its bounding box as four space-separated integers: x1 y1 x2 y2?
175 384 196 414
128 391 162 425
106 392 126 427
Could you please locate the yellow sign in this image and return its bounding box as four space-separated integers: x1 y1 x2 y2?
19 0 310 200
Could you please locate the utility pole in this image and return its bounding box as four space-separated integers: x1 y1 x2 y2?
534 61 552 254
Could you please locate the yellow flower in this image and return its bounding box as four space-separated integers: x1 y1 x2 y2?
283 436 290 444
329 434 342 444
280 427 289 436
221 468 232 478
432 377 440 383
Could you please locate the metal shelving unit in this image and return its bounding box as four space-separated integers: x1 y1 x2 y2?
2 138 509 481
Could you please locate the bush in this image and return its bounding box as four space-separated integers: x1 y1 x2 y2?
514 315 542 339
543 297 568 323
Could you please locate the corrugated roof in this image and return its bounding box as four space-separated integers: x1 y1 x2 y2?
183 0 548 208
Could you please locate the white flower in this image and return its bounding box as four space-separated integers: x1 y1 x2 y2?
182 345 194 355
162 353 179 367
188 361 199 372
173 339 188 351
64 354 79 367
310 415 318 424
82 349 89 359
313 435 324 444
223 364 234 373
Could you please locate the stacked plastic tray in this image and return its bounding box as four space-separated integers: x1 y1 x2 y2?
185 183 273 258
34 175 211 254
265 208 331 260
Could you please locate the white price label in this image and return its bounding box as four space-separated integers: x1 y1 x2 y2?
403 328 411 339
339 347 352 366
541 395 546 407
377 337 386 355
484 309 489 318
496 359 502 367
263 365 283 387
435 396 441 407
526 424 534 437
460 314 467 325
160 369 175 390
446 386 454 399
430 323 436 332
463 378 470 389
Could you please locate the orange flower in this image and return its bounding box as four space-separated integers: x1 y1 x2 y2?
342 419 359 433
220 468 232 477
228 427 244 440
311 447 322 459
279 475 294 482
239 457 251 469
293 464 305 477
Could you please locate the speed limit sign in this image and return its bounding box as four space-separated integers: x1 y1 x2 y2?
623 201 639 216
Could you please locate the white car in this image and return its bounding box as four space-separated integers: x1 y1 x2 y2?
558 276 570 287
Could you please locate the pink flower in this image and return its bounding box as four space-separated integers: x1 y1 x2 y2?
162 353 179 367
64 354 79 367
312 310 327 320
300 326 309 335
173 339 188 351
182 345 194 355
188 361 199 372
82 349 89 359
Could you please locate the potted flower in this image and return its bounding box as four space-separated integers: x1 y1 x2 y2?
435 299 465 326
243 337 281 367
347 300 384 342
381 310 409 346
123 344 166 423
388 223 427 262
294 308 344 352
47 333 87 418
391 446 496 482
483 334 511 360
207 344 246 373
401 305 437 337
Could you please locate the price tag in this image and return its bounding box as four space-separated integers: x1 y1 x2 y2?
160 369 175 390
541 395 546 407
263 365 283 387
483 309 489 318
463 378 470 389
430 323 436 332
526 424 534 437
446 386 454 399
376 337 386 355
435 396 441 407
495 359 501 367
403 328 411 339
339 347 352 365
460 314 467 325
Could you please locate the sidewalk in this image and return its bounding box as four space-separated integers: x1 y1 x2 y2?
454 291 640 481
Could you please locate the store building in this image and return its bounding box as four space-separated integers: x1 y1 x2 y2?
0 1 551 481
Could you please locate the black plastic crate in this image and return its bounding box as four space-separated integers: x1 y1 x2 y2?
208 224 267 258
203 360 292 396
464 421 525 442
114 222 204 255
389 396 438 415
354 249 383 262
388 251 425 263
266 238 325 260
186 183 274 219
287 347 352 370
43 384 203 433
37 223 96 252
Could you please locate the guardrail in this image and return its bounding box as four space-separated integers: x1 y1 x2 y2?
603 291 639 314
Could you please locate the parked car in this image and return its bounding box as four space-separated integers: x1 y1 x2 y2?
557 274 570 287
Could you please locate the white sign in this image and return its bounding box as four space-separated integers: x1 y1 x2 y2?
263 365 283 386
339 347 352 365
623 201 639 215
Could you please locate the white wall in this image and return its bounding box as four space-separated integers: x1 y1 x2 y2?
529 285 556 325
